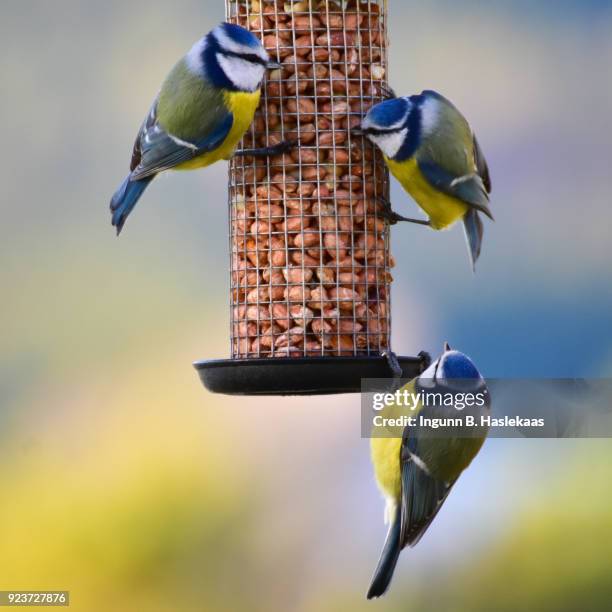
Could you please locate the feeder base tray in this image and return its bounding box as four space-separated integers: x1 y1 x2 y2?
194 354 431 396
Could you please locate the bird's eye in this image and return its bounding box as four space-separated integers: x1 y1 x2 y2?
243 54 265 64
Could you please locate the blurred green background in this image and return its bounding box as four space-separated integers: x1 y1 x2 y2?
1 1 612 610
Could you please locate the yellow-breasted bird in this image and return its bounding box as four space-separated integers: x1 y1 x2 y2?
110 22 288 234
368 343 490 598
354 90 493 270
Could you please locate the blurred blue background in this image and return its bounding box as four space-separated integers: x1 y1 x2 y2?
1 1 611 610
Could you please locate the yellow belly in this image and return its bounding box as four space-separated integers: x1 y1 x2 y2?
371 436 402 502
386 156 468 230
370 380 424 504
174 90 261 171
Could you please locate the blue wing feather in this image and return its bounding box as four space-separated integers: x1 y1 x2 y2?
366 509 402 599
130 111 233 180
463 208 484 271
400 435 454 547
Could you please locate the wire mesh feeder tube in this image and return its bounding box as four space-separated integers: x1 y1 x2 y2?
195 0 430 395
232 0 391 357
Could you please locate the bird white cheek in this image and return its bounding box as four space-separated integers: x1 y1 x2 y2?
217 53 264 92
368 128 408 158
420 97 440 136
186 38 205 74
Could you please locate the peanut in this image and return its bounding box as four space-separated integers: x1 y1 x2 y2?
308 285 329 310
283 266 314 284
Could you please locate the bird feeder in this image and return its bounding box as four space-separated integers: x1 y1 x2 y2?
195 0 430 395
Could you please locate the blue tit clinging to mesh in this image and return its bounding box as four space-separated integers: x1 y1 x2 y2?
354 90 493 270
368 343 490 599
110 22 288 235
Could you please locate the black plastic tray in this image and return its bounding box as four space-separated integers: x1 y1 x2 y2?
194 353 431 396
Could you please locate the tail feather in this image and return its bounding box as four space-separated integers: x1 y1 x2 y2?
110 174 153 235
462 208 484 272
366 510 402 599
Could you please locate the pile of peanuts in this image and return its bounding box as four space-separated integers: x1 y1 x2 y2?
228 0 394 358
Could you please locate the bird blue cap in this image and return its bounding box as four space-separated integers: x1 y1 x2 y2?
438 351 481 380
418 346 484 392
216 22 264 50
362 97 411 131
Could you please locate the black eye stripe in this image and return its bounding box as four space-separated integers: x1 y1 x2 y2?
363 127 401 136
224 50 266 65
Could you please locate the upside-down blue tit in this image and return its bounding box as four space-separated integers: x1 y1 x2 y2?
355 91 493 270
110 22 285 234
368 343 490 599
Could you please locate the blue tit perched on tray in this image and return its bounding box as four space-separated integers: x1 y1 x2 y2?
355 90 493 270
110 22 286 234
368 343 490 599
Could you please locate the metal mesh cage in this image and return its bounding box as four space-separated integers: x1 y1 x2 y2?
227 0 393 359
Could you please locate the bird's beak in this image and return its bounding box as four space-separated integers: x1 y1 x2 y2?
444 341 452 352
351 127 365 137
266 60 282 70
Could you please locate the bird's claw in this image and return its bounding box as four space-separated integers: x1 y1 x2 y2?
379 209 405 226
378 83 397 100
382 350 403 381
417 350 432 370
377 199 431 227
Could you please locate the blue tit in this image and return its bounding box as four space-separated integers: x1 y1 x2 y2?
355 90 493 270
110 22 284 234
368 343 490 599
